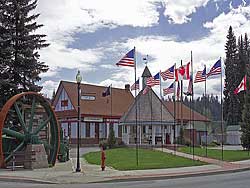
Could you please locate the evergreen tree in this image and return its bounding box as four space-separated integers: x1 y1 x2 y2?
224 26 242 125
0 0 49 107
241 52 250 149
108 125 116 148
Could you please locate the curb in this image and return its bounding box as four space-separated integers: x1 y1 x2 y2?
98 166 250 183
0 176 56 184
1 167 250 184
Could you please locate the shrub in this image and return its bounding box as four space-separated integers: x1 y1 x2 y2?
108 127 116 149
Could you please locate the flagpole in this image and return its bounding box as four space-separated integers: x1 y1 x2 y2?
138 77 141 146
174 63 176 155
111 84 112 124
205 65 208 157
134 47 139 166
220 57 224 161
189 95 192 153
191 51 195 160
181 60 183 145
160 70 163 151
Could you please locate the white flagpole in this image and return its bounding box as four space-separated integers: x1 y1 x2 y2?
220 57 224 161
134 47 139 166
191 51 195 160
160 71 164 150
174 63 176 155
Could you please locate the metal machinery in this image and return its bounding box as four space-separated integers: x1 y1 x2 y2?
0 92 61 168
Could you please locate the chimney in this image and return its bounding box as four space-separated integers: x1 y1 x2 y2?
125 84 130 91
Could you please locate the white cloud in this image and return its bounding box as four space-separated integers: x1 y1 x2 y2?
41 80 60 98
35 0 161 79
162 0 210 24
204 4 250 36
39 43 104 71
100 4 250 97
36 0 160 42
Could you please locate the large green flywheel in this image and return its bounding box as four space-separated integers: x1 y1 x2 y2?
0 92 60 167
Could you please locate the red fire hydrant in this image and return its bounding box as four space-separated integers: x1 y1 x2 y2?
101 146 106 171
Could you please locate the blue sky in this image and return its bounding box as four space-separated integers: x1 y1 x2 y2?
35 0 250 98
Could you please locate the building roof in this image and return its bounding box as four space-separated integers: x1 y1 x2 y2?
164 101 210 122
141 66 152 78
120 88 174 125
53 81 134 118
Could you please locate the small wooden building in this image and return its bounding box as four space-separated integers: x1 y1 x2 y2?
53 81 134 145
119 66 210 146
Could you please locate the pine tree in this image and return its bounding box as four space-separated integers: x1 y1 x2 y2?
108 125 116 148
224 26 242 125
0 0 49 107
241 49 250 149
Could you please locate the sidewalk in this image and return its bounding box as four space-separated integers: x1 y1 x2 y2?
0 148 250 184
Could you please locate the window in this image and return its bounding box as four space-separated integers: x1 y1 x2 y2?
86 123 90 137
61 100 68 107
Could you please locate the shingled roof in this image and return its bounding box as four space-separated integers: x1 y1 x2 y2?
164 101 210 122
53 81 134 118
120 88 174 125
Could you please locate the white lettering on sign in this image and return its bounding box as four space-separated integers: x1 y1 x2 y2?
81 95 96 101
84 117 103 122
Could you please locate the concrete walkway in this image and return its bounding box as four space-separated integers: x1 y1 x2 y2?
0 147 250 184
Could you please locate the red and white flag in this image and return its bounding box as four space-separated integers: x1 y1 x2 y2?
234 76 246 94
175 62 190 81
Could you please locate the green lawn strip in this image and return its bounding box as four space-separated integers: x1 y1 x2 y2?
83 148 206 171
178 146 250 162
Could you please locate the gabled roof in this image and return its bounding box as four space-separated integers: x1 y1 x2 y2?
53 81 134 117
142 66 152 78
164 101 210 122
120 88 174 125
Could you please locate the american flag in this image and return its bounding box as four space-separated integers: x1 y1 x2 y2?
163 82 174 95
194 66 206 83
207 59 221 78
116 49 135 67
160 65 175 80
130 79 139 90
142 86 151 95
146 72 160 87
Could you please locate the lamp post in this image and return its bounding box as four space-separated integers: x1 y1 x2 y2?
76 70 82 172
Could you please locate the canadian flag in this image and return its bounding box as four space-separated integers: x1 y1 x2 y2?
234 76 246 94
175 62 190 81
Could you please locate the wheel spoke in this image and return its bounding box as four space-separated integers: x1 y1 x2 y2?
4 141 25 163
28 97 36 133
33 115 52 135
2 128 25 141
14 103 28 133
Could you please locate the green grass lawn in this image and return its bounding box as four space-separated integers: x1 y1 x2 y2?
84 148 206 170
178 146 250 162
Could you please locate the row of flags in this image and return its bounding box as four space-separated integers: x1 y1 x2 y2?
109 48 245 98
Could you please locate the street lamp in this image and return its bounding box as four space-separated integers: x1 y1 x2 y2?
76 70 82 172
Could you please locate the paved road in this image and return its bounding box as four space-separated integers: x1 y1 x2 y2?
1 170 250 188
70 147 100 158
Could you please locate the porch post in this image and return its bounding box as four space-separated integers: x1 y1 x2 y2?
162 125 165 145
152 126 156 146
139 126 142 144
106 123 109 138
127 126 130 144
